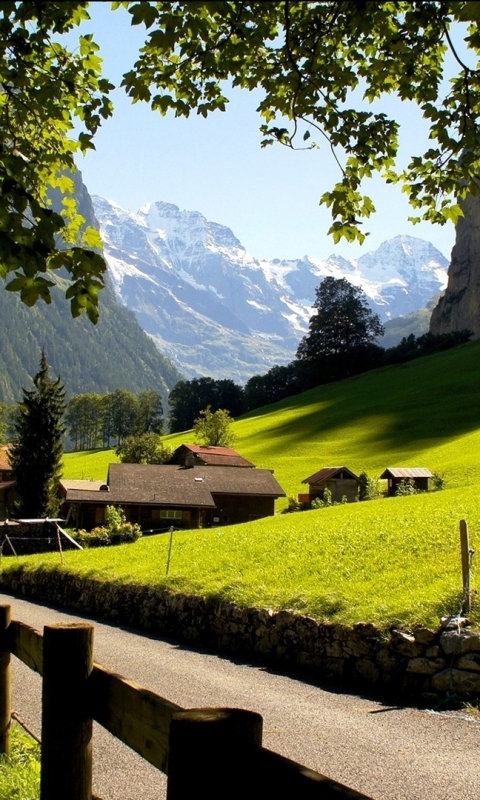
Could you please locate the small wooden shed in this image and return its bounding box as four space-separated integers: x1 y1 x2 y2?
301 467 364 505
380 468 433 497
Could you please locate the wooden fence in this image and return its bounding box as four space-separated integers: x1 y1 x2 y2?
0 604 373 799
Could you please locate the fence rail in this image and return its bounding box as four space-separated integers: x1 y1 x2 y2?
0 604 373 799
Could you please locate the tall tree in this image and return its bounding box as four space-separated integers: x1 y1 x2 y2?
136 390 164 435
9 352 66 517
193 406 236 447
296 278 384 384
168 377 243 433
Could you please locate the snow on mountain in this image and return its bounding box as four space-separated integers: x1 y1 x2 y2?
93 196 449 383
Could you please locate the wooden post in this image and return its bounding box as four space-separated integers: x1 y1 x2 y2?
40 623 94 800
0 605 11 757
167 707 263 800
460 519 471 613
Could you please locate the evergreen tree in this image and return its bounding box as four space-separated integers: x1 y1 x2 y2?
9 352 66 518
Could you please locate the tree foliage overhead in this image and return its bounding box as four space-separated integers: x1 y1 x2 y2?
0 2 113 319
120 0 480 243
4 1 480 316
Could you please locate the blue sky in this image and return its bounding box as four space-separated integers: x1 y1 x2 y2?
73 2 458 263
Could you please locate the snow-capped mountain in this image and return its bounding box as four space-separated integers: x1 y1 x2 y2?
93 196 449 383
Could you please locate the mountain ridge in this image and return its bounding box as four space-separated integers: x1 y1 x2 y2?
93 196 449 382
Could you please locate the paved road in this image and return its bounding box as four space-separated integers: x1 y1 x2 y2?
2 591 480 800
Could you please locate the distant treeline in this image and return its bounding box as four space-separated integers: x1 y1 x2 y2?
65 389 164 450
168 330 473 432
1 330 472 451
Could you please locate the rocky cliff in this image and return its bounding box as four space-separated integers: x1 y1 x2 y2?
430 193 480 338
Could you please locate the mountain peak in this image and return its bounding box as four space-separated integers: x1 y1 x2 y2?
93 196 449 382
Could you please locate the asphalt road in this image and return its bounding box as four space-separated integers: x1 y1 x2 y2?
2 591 480 800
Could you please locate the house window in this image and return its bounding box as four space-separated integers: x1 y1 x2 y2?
160 510 183 520
95 507 105 525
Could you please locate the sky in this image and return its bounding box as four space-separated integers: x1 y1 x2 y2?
71 2 460 263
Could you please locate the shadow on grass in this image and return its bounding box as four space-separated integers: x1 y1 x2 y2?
241 342 480 456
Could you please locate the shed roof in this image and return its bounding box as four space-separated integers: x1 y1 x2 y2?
379 468 433 479
302 467 363 485
62 464 285 509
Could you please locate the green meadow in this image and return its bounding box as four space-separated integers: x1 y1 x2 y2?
12 339 480 630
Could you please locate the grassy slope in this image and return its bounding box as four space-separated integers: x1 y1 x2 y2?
37 339 480 630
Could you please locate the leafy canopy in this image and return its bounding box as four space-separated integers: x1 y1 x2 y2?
119 1 480 243
0 2 113 320
193 406 236 447
3 1 480 316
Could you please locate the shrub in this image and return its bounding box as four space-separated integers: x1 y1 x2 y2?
73 505 142 548
395 478 418 496
358 472 383 501
311 488 334 509
432 472 446 491
285 494 301 512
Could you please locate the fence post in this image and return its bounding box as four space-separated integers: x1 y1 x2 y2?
0 605 11 757
40 623 94 800
460 519 471 613
167 707 263 800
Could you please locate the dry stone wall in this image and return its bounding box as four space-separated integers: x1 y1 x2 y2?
2 568 480 703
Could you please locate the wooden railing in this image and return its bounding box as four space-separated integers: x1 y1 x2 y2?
0 604 373 799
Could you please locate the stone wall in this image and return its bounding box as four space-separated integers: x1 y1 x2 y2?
2 568 480 702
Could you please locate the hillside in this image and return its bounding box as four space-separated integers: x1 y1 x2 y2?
64 339 480 497
0 171 183 404
0 276 182 404
30 340 480 629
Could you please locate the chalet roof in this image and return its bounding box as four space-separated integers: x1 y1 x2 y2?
171 444 255 468
0 446 12 472
302 467 363 485
62 464 285 509
379 468 433 479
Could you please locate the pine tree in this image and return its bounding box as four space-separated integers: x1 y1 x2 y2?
9 351 66 518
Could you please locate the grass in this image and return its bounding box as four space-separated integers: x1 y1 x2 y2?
0 725 40 800
39 339 480 631
6 483 480 630
63 340 480 500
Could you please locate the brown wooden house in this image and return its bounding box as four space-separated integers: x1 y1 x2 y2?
60 462 285 531
169 444 255 468
380 468 433 497
300 466 364 505
0 446 16 519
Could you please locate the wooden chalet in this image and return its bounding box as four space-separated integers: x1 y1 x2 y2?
300 466 364 505
380 468 433 497
60 462 285 531
0 446 16 520
168 444 255 468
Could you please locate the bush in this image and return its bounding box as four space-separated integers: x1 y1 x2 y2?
311 488 334 509
358 472 383 501
73 505 142 548
395 478 418 496
432 472 446 490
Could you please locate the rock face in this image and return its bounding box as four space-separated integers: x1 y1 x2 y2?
430 193 480 338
